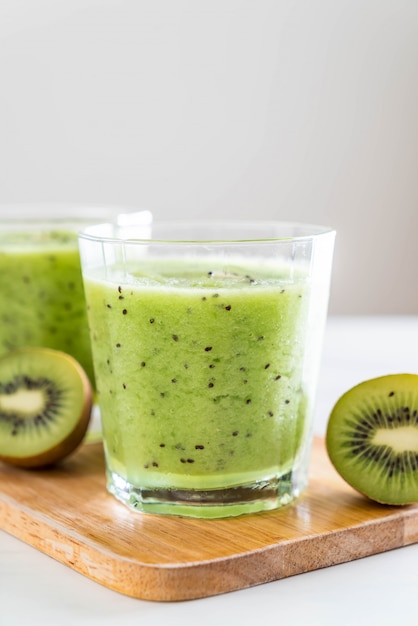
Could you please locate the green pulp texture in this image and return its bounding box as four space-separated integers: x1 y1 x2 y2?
85 260 312 490
0 230 94 386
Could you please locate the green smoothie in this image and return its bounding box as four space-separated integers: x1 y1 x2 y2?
84 259 313 504
0 229 95 386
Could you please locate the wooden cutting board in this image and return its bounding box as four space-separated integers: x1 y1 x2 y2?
1 436 418 602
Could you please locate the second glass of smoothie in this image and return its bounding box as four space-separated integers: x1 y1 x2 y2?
0 218 95 385
79 221 335 518
0 207 151 390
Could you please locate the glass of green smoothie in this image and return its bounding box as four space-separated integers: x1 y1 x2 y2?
79 221 335 518
0 207 152 392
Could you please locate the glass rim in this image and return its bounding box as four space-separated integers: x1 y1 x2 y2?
79 220 335 245
0 206 152 224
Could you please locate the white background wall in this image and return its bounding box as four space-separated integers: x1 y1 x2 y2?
0 0 417 314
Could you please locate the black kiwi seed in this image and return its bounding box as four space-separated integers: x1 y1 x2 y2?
326 374 418 505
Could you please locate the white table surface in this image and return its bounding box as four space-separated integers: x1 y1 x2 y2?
2 315 418 626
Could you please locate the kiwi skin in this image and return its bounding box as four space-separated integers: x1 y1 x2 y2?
0 348 93 469
326 373 418 506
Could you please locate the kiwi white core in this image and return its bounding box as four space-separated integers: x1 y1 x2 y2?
372 426 418 453
0 389 46 416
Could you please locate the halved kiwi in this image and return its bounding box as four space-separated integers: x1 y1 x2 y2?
326 374 418 505
0 347 93 468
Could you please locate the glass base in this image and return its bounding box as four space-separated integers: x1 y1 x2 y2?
106 469 306 518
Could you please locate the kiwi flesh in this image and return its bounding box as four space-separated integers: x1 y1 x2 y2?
326 374 418 505
0 347 92 468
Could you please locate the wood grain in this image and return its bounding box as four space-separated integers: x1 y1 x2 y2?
1 437 418 601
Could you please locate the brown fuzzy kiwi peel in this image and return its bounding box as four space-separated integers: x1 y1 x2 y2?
326 373 418 505
0 347 93 469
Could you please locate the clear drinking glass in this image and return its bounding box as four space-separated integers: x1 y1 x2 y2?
0 206 152 390
79 221 335 518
